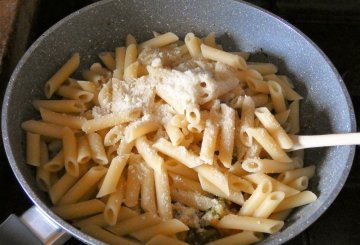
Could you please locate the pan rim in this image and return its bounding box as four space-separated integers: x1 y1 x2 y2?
1 0 356 244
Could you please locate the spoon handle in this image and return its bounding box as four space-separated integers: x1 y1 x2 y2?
289 133 360 151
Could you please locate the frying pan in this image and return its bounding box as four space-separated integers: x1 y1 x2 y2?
1 0 356 244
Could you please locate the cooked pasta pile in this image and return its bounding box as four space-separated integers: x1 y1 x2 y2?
22 32 317 245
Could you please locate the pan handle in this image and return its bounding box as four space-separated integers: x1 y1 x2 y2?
0 206 70 245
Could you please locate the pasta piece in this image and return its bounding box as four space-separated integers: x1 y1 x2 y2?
52 199 105 220
26 132 41 166
82 111 140 133
73 206 137 228
274 110 290 126
139 32 179 49
154 165 173 220
269 209 292 221
33 100 86 113
194 164 230 196
40 108 85 130
126 34 137 46
288 100 300 134
164 123 184 146
87 132 108 165
199 175 244 205
164 159 198 181
244 173 299 197
125 162 141 207
230 161 249 177
135 136 164 173
63 127 78 177
207 231 263 245
184 33 202 58
36 141 51 191
277 165 316 184
253 191 285 218
200 44 247 70
124 118 159 143
22 120 63 139
113 47 126 80
82 225 138 245
255 107 293 149
58 166 107 205
228 174 255 194
104 125 124 146
56 85 94 103
203 32 216 48
247 62 278 75
77 135 91 164
239 96 255 147
288 176 309 191
274 191 317 212
268 81 286 114
239 179 272 216
218 104 236 168
251 94 269 107
107 212 162 236
263 74 303 101
49 165 88 204
124 61 139 79
169 173 206 195
124 44 137 71
153 138 203 168
104 176 126 226
117 139 135 155
45 53 80 98
99 52 116 71
43 150 64 172
139 162 157 214
170 188 214 211
216 214 284 234
130 219 189 242
200 111 219 164
97 155 129 198
146 234 189 245
246 128 292 163
231 51 251 60
242 158 297 174
185 106 201 125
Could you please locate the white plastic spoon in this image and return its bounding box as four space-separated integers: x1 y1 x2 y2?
289 133 360 151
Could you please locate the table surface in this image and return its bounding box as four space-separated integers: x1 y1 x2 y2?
0 0 359 244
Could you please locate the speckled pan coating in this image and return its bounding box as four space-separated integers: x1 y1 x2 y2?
1 0 356 244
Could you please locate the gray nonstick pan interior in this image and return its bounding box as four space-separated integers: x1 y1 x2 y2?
2 0 355 244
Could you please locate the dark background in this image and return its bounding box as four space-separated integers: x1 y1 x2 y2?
0 0 360 244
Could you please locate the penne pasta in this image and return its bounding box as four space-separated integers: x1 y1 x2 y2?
63 127 78 177
82 225 138 245
59 166 107 205
97 155 129 198
139 32 179 49
82 111 140 133
130 219 189 242
22 120 64 139
107 212 162 236
40 108 85 130
153 138 203 168
33 100 86 113
216 214 284 234
45 53 80 98
87 132 108 165
201 43 247 70
26 132 41 166
104 176 126 226
52 199 105 220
